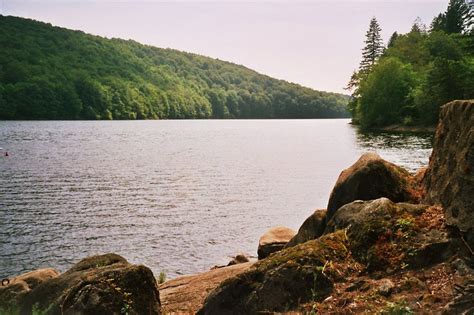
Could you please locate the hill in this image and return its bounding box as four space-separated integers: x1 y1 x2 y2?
0 15 349 120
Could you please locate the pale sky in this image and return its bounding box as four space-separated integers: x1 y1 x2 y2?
1 0 447 94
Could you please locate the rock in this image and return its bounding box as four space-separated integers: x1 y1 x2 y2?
159 262 253 314
227 254 250 266
1 253 161 315
326 152 418 221
285 209 327 248
0 268 60 310
377 279 395 297
198 231 358 314
442 278 474 315
325 198 453 271
257 226 296 259
423 100 474 246
451 258 474 276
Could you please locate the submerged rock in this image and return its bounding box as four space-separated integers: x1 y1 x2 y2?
198 231 359 314
423 100 474 246
285 209 327 248
0 254 161 315
257 226 296 259
326 152 418 221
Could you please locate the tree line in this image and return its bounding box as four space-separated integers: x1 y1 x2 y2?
0 16 349 120
347 0 473 129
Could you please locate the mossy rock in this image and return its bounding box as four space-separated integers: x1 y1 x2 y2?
198 231 358 314
2 254 161 315
326 198 453 272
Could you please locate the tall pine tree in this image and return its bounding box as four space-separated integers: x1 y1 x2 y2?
431 0 473 34
359 17 385 75
346 17 384 120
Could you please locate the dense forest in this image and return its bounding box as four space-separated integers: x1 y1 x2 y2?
347 0 474 129
0 16 349 120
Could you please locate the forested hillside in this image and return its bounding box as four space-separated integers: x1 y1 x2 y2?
347 0 473 129
0 16 349 120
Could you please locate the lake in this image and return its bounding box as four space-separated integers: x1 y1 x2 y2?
0 119 432 279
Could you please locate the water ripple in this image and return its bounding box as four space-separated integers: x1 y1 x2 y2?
0 120 432 278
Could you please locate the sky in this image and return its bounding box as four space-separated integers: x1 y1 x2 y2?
1 0 447 94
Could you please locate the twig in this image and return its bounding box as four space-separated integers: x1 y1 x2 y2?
460 235 474 256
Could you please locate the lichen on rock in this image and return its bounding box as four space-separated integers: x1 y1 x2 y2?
423 100 474 247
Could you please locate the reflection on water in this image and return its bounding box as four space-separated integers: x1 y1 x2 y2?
354 130 433 172
0 120 433 278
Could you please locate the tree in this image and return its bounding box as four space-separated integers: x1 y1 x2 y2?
359 17 385 75
431 0 473 34
431 13 447 32
0 15 350 120
411 17 427 33
445 0 472 33
387 32 399 48
357 58 416 128
345 17 385 122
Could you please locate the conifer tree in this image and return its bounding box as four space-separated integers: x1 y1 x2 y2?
445 0 472 33
431 0 473 34
359 17 385 75
387 32 399 48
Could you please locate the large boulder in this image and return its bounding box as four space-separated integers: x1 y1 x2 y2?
198 231 358 314
257 226 296 259
325 198 453 271
326 152 418 221
159 262 253 313
0 254 161 315
423 100 474 246
285 209 327 248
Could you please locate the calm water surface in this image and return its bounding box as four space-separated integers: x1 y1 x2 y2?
0 120 432 278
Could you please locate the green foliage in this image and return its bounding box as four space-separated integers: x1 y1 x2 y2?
0 15 349 120
431 0 473 34
158 271 166 284
382 301 414 315
357 58 416 128
348 2 474 129
395 218 413 231
360 17 385 75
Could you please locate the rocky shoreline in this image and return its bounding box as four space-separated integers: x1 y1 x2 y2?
1 100 472 314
